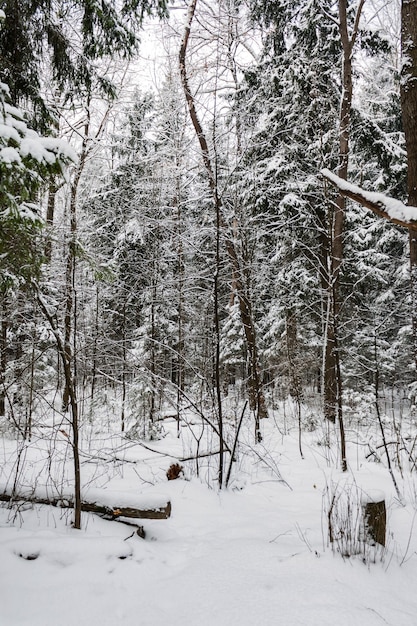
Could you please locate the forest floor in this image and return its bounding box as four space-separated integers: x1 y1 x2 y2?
0 394 417 626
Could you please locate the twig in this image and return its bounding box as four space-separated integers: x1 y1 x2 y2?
225 401 248 488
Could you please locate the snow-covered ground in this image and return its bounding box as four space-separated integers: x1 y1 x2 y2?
1 401 417 626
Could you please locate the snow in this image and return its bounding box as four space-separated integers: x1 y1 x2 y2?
0 482 169 514
42 136 78 162
321 168 417 224
1 408 417 626
0 122 20 143
20 138 56 164
361 489 386 504
82 487 170 511
0 81 77 172
0 146 21 164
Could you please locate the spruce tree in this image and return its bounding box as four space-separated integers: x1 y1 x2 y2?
239 0 340 403
0 0 168 129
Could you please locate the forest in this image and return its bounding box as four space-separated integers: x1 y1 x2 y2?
1 1 417 624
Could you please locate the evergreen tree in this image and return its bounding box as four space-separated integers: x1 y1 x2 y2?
341 52 409 401
241 0 406 427
239 0 340 402
0 0 168 129
0 79 74 416
85 85 195 434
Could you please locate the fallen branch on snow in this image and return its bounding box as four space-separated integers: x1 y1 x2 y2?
0 489 171 520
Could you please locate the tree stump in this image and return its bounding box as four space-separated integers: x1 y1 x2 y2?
362 491 386 547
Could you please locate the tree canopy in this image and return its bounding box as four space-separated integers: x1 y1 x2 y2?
0 0 168 128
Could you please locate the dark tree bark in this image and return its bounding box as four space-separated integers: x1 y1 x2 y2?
324 0 364 432
285 308 303 459
322 0 364 471
401 1 417 208
0 300 7 417
176 199 185 432
44 181 57 264
401 1 417 373
362 499 386 547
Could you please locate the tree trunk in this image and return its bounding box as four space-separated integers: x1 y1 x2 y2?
324 0 364 427
90 284 99 404
121 298 127 433
324 0 350 422
149 275 157 430
322 0 364 470
285 308 303 459
176 193 185 432
0 307 6 418
37 292 82 528
62 152 84 412
44 181 57 263
179 0 268 443
0 491 171 520
362 498 386 547
401 1 417 207
401 1 417 375
214 195 225 486
321 4 417 464
26 339 35 441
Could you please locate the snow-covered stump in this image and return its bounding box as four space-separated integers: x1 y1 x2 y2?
361 490 386 547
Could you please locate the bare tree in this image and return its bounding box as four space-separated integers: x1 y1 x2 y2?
179 0 268 447
322 0 365 471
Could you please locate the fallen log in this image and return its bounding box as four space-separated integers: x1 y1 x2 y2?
0 490 171 520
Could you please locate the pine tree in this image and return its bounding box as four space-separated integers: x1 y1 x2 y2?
85 85 194 436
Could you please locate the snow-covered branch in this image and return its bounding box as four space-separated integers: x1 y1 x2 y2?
321 168 417 228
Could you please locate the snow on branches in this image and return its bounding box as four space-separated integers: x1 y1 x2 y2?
0 81 76 199
0 81 76 290
321 168 417 227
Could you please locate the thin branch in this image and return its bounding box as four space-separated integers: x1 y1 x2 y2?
351 0 366 48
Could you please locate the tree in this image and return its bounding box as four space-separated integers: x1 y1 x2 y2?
240 0 340 412
322 0 365 470
0 0 169 530
179 0 268 454
322 0 417 390
0 80 74 416
0 0 168 129
401 1 417 372
85 85 193 437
